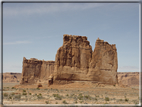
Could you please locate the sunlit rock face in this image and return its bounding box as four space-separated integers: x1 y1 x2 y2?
20 57 55 84
54 35 118 85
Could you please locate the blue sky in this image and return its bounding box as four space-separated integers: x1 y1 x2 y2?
2 2 140 73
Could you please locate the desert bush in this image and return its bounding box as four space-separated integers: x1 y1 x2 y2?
23 90 26 92
56 102 58 104
125 98 129 102
95 95 99 97
66 94 69 97
23 92 27 95
105 97 109 101
37 87 40 90
14 94 21 100
37 94 42 99
53 94 62 100
63 100 68 104
78 93 83 100
12 87 15 89
119 99 123 101
94 97 97 101
45 101 49 104
84 95 91 100
29 93 31 95
9 96 12 99
4 93 8 97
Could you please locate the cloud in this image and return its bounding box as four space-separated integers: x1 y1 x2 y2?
3 3 103 17
4 40 32 45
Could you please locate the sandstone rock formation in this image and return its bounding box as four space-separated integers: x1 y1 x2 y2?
54 34 118 85
88 38 118 84
54 34 92 81
20 57 55 84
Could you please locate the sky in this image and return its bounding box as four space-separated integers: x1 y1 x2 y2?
1 2 140 73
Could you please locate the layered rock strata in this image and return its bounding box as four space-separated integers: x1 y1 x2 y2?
54 34 118 85
20 57 55 84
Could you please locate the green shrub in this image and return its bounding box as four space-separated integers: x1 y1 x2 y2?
119 99 123 101
78 93 83 100
45 101 49 104
53 94 62 100
66 94 69 97
23 92 27 95
84 95 91 100
23 90 26 92
63 100 68 104
29 93 31 95
105 97 109 101
12 87 15 89
125 98 129 102
94 97 97 101
14 94 21 100
37 94 42 99
4 93 8 97
37 87 40 90
9 96 12 99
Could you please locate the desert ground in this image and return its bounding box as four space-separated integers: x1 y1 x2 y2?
1 72 140 106
2 81 140 106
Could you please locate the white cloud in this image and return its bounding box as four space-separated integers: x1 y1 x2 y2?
3 3 103 17
4 40 32 45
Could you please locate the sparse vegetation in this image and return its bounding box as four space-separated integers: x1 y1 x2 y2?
3 81 139 104
78 93 83 100
37 87 40 90
105 97 109 101
12 87 15 89
23 90 26 92
125 98 129 102
53 94 62 100
4 93 8 97
63 100 68 104
23 92 27 95
45 101 49 104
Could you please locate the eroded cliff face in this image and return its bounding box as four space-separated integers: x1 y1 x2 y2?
20 57 55 84
88 38 118 84
54 34 92 81
54 35 118 85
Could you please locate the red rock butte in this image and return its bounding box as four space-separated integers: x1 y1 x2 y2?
20 34 118 85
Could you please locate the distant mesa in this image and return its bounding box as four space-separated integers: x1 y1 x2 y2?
20 34 118 86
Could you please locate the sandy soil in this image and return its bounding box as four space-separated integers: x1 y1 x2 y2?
2 81 140 106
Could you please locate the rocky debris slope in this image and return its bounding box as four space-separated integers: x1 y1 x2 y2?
20 57 55 84
54 34 118 85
